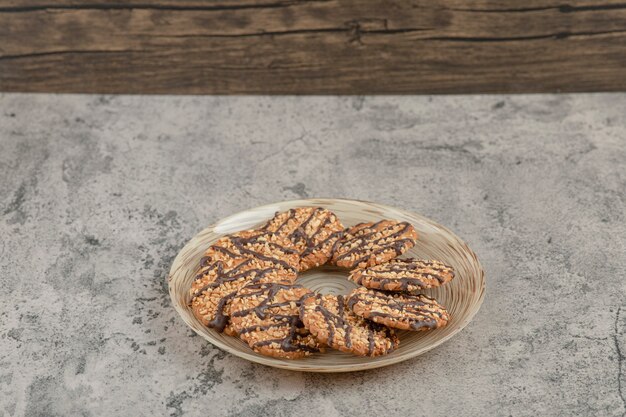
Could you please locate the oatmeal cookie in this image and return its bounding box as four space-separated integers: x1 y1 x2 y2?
260 207 344 270
347 287 450 331
202 229 300 274
299 293 399 357
349 258 454 294
190 258 296 334
331 220 418 269
229 282 323 359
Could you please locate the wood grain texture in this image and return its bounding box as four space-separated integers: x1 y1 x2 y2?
2 0 626 94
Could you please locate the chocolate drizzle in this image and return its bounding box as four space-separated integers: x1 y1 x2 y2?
191 260 289 333
222 232 298 272
261 207 344 267
207 291 237 332
303 294 396 356
191 230 300 333
201 230 300 274
333 221 416 268
231 282 319 353
194 265 281 302
348 289 449 331
352 258 455 292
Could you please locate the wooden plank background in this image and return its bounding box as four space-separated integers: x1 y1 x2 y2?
1 0 626 94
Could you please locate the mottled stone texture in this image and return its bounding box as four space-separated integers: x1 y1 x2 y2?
0 94 625 417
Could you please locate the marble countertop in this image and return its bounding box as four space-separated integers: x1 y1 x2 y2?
1 94 624 417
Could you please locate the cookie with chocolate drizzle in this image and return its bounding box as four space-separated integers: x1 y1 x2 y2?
331 220 418 269
299 293 399 357
349 258 455 294
260 207 344 271
191 229 300 335
202 229 300 275
190 258 296 336
230 282 323 359
347 287 450 331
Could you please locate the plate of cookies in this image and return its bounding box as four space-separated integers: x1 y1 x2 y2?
168 198 485 372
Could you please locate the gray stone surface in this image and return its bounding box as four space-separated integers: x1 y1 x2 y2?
0 93 625 417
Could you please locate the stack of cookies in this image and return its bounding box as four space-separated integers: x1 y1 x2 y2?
190 207 455 359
